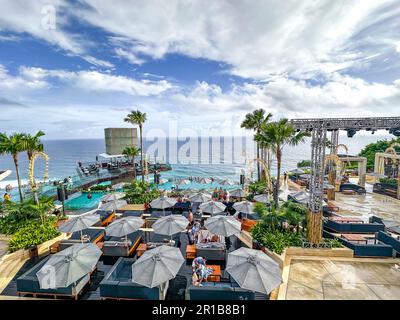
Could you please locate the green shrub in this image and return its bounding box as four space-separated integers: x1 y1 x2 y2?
8 219 60 252
123 180 161 204
379 178 398 186
248 180 268 195
251 223 303 255
297 160 311 168
359 138 400 170
87 184 109 191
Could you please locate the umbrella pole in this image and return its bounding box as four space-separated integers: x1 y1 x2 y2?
163 208 165 216
80 230 83 244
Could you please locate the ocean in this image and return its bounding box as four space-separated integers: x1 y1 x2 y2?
0 133 394 189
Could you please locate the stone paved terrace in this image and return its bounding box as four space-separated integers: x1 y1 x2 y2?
280 257 400 300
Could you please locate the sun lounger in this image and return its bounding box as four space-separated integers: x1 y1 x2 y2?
59 228 105 251
96 210 116 226
196 243 226 262
121 210 144 218
16 256 90 300
102 230 144 257
100 257 168 300
185 278 267 300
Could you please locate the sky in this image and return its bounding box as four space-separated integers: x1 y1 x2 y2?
0 0 400 139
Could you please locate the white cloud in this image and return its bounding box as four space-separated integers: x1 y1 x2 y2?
171 74 400 123
114 48 145 65
0 65 173 97
75 0 400 79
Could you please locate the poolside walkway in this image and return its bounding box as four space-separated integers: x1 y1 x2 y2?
331 192 400 224
280 256 400 300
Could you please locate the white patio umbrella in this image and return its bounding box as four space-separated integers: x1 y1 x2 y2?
176 179 191 186
106 217 144 236
199 177 212 184
229 189 246 198
219 179 235 186
131 245 184 288
101 192 125 202
253 194 270 204
36 243 102 289
205 215 241 237
99 199 128 211
226 247 282 295
189 192 212 203
112 182 126 190
58 213 100 242
150 196 177 216
106 216 144 245
152 215 189 240
233 201 254 218
199 200 226 215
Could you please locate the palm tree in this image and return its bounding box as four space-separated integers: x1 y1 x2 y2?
124 110 147 183
22 131 45 161
241 109 272 181
122 146 141 180
255 119 310 207
0 133 27 202
28 196 55 224
21 131 45 204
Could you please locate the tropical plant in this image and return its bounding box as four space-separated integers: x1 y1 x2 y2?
8 218 60 252
124 110 147 183
0 133 27 202
251 224 303 255
247 180 268 195
122 146 141 180
297 160 311 168
359 138 400 170
0 196 55 234
255 119 310 206
123 180 160 204
21 131 45 161
378 178 398 186
241 109 272 181
280 201 308 233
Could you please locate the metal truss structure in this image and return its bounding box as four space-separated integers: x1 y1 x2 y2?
290 117 400 214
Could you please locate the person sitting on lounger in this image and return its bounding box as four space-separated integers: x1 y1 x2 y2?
192 256 206 273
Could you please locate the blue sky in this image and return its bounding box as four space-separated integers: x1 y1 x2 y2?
0 0 400 139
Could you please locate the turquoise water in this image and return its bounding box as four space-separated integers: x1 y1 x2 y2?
64 192 106 211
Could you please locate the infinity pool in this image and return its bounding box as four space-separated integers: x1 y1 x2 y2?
64 192 106 211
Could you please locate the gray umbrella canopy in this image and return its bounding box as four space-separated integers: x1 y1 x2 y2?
253 194 270 204
229 189 246 198
199 200 226 214
36 243 102 289
219 179 235 186
199 177 212 184
233 201 254 214
112 182 126 190
176 179 191 185
150 196 177 209
131 245 184 288
58 213 100 234
189 192 212 203
101 192 125 202
152 215 189 236
205 215 241 237
226 247 282 294
105 217 144 237
368 172 387 179
99 199 128 211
